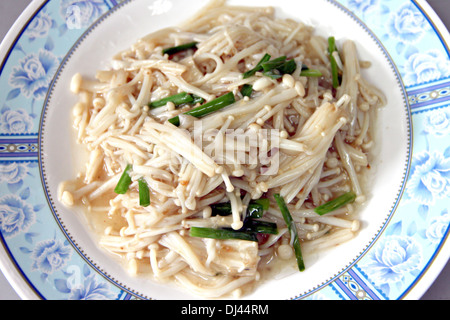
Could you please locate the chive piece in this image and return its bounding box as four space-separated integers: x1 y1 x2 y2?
242 219 278 235
192 95 205 105
162 41 198 56
240 84 253 97
168 92 235 126
300 69 323 77
211 198 269 219
328 36 340 89
279 59 297 75
261 56 287 72
274 194 305 272
210 203 233 216
114 164 133 195
138 178 151 207
263 70 283 80
314 191 356 216
149 92 194 109
253 198 270 211
247 203 264 219
190 227 258 242
243 53 271 79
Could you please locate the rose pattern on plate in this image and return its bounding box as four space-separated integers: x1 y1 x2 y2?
0 193 36 239
60 0 107 30
8 49 60 101
54 265 117 300
0 107 34 134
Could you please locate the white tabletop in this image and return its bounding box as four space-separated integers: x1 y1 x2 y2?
0 0 449 300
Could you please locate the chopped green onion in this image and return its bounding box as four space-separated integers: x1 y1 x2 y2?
274 194 305 272
211 198 270 219
328 36 340 89
314 191 356 216
243 53 271 79
261 56 287 72
149 92 194 109
240 84 253 97
162 41 198 56
190 227 258 242
252 198 270 211
263 70 282 80
168 92 235 126
191 95 205 105
114 164 133 195
138 178 151 207
247 203 264 219
210 202 233 216
242 219 278 235
261 56 297 79
300 69 323 77
279 59 297 75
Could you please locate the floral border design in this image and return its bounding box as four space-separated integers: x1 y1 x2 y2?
0 0 449 300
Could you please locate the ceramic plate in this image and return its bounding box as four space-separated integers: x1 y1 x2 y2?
0 0 449 300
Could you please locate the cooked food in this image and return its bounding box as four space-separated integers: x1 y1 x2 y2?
59 0 385 298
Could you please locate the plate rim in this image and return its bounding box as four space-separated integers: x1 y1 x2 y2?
0 0 449 300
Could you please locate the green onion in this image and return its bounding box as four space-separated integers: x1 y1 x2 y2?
243 53 271 79
328 36 340 89
261 56 297 79
314 191 356 216
300 69 323 77
149 92 194 109
138 178 151 207
246 203 265 219
252 198 270 211
210 202 233 216
162 41 198 56
263 70 283 80
240 84 253 97
279 59 297 75
274 194 305 272
192 95 205 105
210 198 270 219
190 227 258 242
261 56 287 72
114 164 133 195
168 92 235 126
242 219 278 235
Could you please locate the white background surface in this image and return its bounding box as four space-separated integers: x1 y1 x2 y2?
0 0 449 300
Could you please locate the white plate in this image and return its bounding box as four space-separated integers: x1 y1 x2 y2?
0 0 449 300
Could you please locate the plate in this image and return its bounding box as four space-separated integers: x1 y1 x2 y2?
0 0 449 300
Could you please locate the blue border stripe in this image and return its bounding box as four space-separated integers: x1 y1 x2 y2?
407 81 450 96
0 152 38 158
0 139 38 144
334 278 358 300
410 95 450 109
347 269 382 300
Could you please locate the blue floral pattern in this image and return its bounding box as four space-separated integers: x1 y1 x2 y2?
423 109 450 138
403 49 450 87
24 11 55 40
0 107 34 134
363 236 422 285
406 150 450 206
31 239 72 275
0 194 36 239
0 0 448 300
8 49 60 100
60 0 106 29
387 2 430 45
